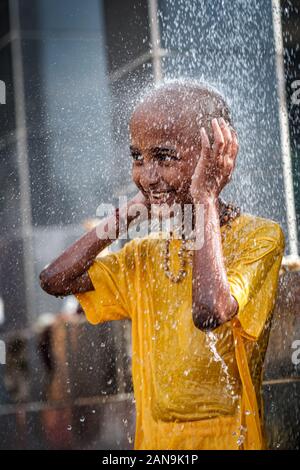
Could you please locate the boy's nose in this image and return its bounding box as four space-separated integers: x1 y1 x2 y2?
141 162 160 189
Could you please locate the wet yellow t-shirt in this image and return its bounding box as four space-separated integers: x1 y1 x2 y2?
75 213 285 450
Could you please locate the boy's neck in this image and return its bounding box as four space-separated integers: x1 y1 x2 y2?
168 197 223 239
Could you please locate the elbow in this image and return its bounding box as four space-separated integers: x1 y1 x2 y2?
192 298 238 332
193 305 221 332
39 269 62 296
192 304 221 332
39 269 53 295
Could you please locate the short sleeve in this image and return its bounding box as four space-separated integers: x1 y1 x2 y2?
75 241 136 325
227 220 285 340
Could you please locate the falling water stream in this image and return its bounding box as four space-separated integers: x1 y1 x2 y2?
206 331 238 403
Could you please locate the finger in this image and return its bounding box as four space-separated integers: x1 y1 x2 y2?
226 130 238 179
219 118 232 157
230 129 239 160
218 118 231 170
212 118 225 158
200 127 211 160
191 128 210 186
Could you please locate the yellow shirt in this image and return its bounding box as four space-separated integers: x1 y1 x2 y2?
75 213 285 450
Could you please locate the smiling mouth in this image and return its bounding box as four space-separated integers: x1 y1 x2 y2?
149 190 175 203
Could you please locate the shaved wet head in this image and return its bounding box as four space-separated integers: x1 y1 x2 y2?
129 80 235 206
131 80 233 144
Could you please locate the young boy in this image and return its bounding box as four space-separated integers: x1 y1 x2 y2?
40 81 285 450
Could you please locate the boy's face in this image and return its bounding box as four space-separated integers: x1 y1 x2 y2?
129 100 202 206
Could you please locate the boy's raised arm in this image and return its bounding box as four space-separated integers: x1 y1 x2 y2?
191 118 239 330
39 192 148 297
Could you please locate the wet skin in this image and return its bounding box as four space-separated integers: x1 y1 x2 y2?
39 85 239 331
129 102 199 207
129 94 239 329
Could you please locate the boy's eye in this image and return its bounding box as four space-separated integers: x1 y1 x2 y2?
130 147 180 164
156 151 179 163
131 152 143 163
158 154 172 162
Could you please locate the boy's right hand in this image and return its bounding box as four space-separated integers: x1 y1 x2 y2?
128 191 151 214
119 191 152 230
130 190 150 207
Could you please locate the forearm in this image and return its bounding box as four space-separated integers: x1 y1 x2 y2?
39 196 145 293
39 222 112 293
192 194 238 330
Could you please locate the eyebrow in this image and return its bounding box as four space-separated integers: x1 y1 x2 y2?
151 146 177 154
130 146 140 153
129 145 178 154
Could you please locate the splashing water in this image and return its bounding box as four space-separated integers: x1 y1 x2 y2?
206 331 239 403
206 331 249 446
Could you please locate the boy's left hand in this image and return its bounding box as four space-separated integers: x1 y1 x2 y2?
190 117 239 201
